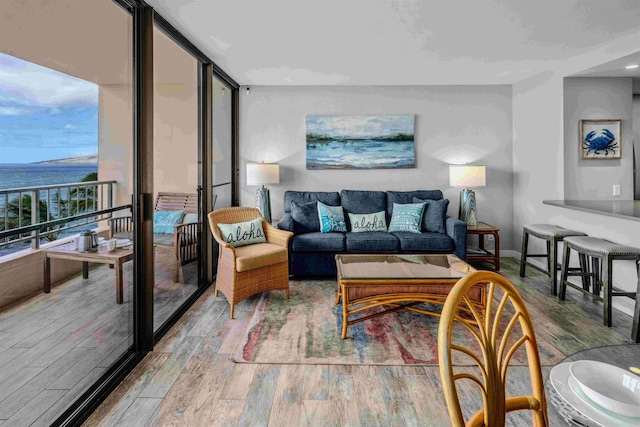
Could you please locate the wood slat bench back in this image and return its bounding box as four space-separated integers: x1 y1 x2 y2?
155 192 198 214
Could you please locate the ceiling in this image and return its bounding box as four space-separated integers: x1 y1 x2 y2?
145 0 640 86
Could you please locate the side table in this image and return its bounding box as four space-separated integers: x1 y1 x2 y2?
466 222 500 271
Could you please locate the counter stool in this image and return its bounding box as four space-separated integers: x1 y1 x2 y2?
559 236 640 343
520 224 587 295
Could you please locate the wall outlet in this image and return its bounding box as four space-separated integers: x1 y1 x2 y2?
487 235 495 242
613 184 621 196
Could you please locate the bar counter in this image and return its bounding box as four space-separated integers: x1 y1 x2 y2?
543 199 640 223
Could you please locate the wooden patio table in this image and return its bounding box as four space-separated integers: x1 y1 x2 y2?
43 241 133 304
335 254 483 339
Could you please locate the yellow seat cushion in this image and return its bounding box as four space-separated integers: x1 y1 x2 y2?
234 243 288 272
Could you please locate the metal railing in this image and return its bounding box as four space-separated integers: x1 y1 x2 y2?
0 180 117 251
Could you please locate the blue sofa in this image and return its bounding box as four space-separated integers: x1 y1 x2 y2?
277 189 467 276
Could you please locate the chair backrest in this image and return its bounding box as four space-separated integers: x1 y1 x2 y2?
155 192 199 214
207 207 263 243
437 271 548 427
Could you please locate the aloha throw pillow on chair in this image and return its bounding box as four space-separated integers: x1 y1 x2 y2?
217 217 267 248
388 202 426 233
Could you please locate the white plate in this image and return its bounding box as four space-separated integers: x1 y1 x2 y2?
115 239 130 248
550 363 640 427
570 360 640 418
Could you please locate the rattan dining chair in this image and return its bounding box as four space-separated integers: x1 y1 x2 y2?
207 207 293 318
437 271 548 427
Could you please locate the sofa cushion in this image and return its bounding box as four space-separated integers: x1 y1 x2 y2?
387 190 443 221
341 190 387 230
291 201 320 234
284 191 341 214
318 201 347 233
347 211 387 232
388 202 426 233
291 232 345 252
345 232 399 252
414 197 449 234
392 231 454 252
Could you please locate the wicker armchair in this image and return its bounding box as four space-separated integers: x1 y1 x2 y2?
437 271 548 427
207 207 293 318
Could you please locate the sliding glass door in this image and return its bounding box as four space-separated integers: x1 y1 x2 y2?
0 0 135 424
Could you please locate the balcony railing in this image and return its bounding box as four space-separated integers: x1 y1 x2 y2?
0 180 118 252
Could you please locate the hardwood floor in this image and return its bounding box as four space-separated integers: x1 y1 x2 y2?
83 258 639 427
0 256 197 426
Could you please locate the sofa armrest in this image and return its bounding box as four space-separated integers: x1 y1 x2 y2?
277 213 295 232
445 216 467 261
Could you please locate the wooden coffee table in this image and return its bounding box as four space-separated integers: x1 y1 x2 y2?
43 241 133 304
335 254 483 339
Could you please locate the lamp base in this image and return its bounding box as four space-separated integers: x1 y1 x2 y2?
459 189 478 226
256 187 272 223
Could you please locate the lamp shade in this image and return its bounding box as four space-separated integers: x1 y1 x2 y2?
246 163 280 186
449 165 486 188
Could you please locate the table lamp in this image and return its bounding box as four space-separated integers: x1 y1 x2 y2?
449 165 486 226
246 162 279 223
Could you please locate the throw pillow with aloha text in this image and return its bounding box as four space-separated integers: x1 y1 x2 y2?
348 211 387 232
217 217 267 248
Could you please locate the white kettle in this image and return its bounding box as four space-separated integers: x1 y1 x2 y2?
77 230 99 252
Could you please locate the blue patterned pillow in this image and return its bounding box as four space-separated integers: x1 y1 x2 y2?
388 202 426 233
317 201 347 233
414 197 449 234
348 211 387 232
154 210 185 234
217 217 267 247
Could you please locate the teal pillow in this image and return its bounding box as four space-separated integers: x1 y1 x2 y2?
414 197 449 234
182 213 199 224
154 210 185 234
317 201 347 233
388 202 425 233
217 217 267 247
348 211 387 232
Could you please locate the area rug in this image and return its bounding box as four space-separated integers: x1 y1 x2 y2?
232 279 566 366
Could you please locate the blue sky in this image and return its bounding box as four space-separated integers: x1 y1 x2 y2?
306 114 414 139
0 52 98 164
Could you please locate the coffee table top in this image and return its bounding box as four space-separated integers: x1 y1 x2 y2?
335 254 475 280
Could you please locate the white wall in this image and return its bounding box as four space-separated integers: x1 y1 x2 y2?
512 32 640 314
240 85 515 250
563 77 633 200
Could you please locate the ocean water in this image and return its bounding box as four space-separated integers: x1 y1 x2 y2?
0 163 98 190
0 163 98 256
306 139 415 169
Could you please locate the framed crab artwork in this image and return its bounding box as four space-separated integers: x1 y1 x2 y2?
580 119 621 159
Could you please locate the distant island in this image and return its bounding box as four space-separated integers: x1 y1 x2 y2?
32 155 97 165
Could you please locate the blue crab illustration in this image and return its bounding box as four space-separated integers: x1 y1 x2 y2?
583 129 618 156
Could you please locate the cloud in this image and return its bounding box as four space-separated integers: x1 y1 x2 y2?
0 52 98 116
64 124 77 129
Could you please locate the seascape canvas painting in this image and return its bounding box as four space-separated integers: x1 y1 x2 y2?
306 114 415 169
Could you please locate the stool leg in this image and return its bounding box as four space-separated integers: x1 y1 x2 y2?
592 257 601 297
546 240 552 274
578 253 589 291
603 255 613 327
632 260 640 343
520 230 529 277
559 243 571 300
550 237 559 295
